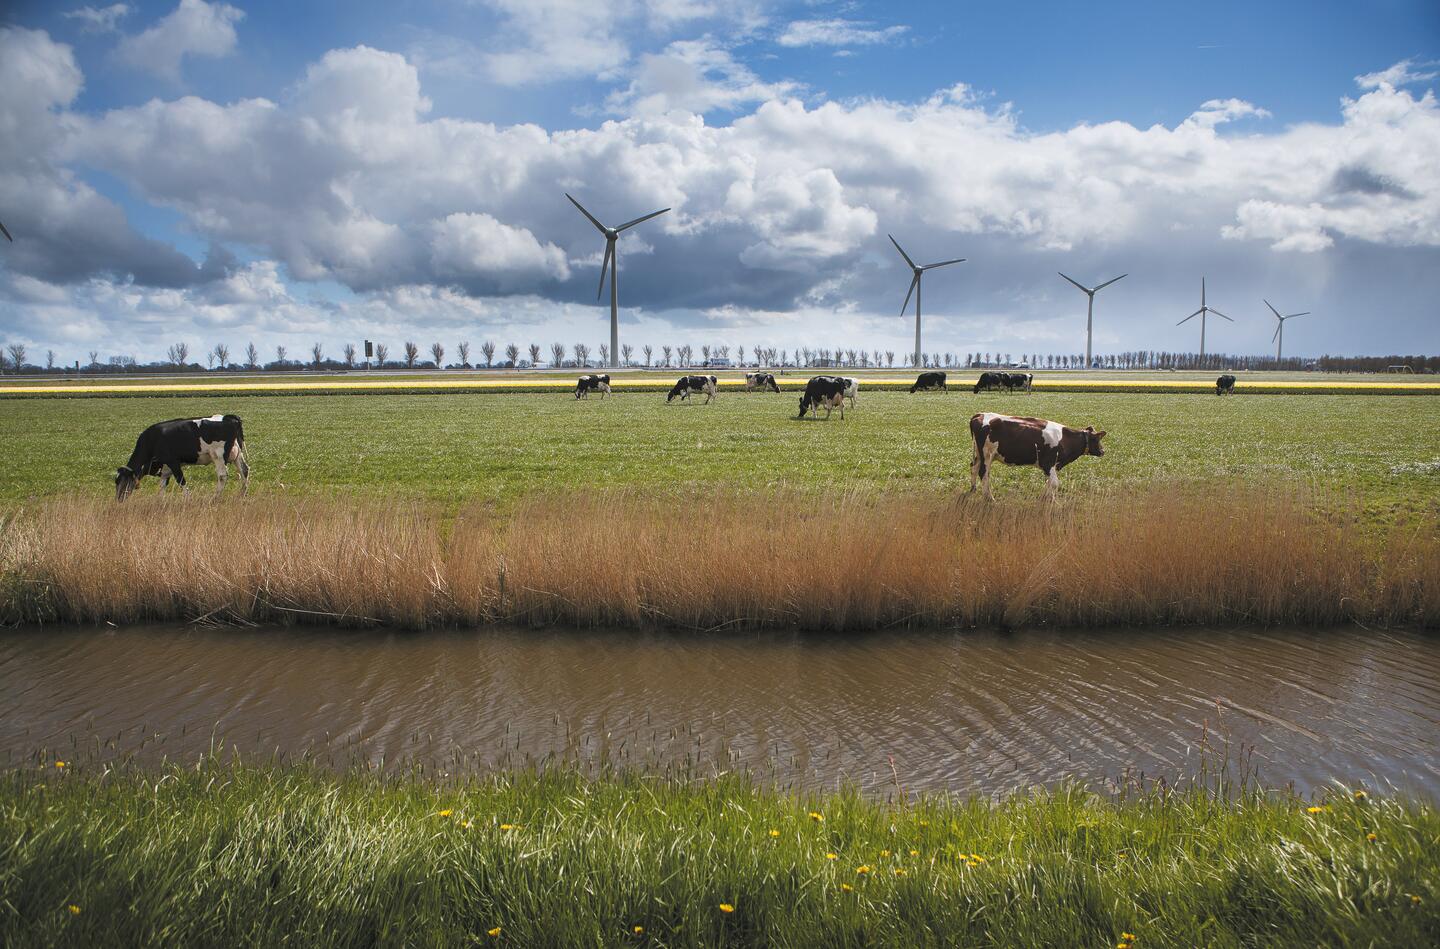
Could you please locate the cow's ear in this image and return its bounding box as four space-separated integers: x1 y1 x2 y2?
1085 425 1095 432
1095 430 1106 440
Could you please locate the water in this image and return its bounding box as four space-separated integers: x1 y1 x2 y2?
3 626 1437 797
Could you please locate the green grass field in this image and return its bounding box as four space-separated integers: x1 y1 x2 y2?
1 389 1437 515
2 759 1435 947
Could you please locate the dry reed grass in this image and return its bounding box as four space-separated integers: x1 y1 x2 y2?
1 486 1435 630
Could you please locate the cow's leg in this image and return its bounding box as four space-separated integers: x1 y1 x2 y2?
981 440 999 500
169 464 188 496
969 433 985 492
213 452 228 496
1044 466 1060 499
159 468 171 492
236 448 250 496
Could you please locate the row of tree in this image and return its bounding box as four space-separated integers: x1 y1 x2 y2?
1 339 1436 374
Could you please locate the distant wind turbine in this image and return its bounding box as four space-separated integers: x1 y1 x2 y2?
1264 299 1309 362
889 234 965 368
1177 278 1233 360
0 219 12 242
1058 271 1126 370
566 193 670 369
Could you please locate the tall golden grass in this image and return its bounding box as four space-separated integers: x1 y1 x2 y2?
1 487 1435 630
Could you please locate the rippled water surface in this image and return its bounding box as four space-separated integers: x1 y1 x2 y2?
3 626 1437 797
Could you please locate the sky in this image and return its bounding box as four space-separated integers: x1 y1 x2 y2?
1 0 1438 365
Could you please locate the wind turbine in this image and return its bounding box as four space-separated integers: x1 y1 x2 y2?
1058 271 1126 370
566 193 669 369
889 234 965 368
1177 277 1233 360
1264 299 1309 362
0 219 11 242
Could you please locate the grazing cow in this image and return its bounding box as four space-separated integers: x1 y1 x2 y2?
574 373 611 399
910 371 947 393
115 415 250 502
1216 374 1236 396
841 377 858 408
798 375 848 419
745 371 780 393
974 371 1005 394
975 371 1032 394
666 374 718 404
968 412 1105 500
1006 372 1034 393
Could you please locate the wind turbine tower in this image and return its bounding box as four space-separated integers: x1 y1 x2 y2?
1177 278 1233 360
1265 299 1310 363
566 193 669 368
1058 271 1126 369
888 234 965 367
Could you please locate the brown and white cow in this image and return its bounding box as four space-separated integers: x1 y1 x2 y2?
968 412 1105 499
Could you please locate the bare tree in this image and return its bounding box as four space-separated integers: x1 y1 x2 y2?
207 352 215 369
457 341 471 368
505 343 519 366
0 349 7 373
403 342 419 368
275 345 287 365
246 342 259 369
213 343 230 369
166 342 189 366
886 350 895 368
574 343 590 366
431 342 445 367
737 345 745 366
343 342 357 368
598 343 609 366
643 344 653 366
374 342 389 367
528 344 541 367
8 343 26 369
45 349 56 370
550 342 566 367
701 344 711 364
88 350 98 368
307 343 321 368
621 343 633 366
481 341 496 367
678 344 692 366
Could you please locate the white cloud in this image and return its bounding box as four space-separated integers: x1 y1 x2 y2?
1356 58 1440 90
605 38 799 115
775 18 907 48
63 4 131 34
115 0 243 79
429 212 572 286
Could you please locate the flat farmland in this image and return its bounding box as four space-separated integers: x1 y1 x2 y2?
1 389 1437 515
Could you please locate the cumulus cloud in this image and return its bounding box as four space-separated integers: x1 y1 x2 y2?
63 4 131 34
775 18 907 48
114 0 243 79
1356 58 1440 90
605 38 799 115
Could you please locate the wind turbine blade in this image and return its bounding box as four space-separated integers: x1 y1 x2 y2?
1285 311 1310 319
1094 273 1127 291
1201 276 1206 307
1211 308 1234 322
1263 299 1281 320
888 234 917 270
566 194 608 235
616 207 670 232
596 240 613 299
0 219 11 242
923 257 966 269
1272 322 1282 343
1177 308 1203 325
1057 272 1089 293
899 273 919 316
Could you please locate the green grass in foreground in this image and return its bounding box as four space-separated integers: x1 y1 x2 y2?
1 762 1435 947
0 389 1437 515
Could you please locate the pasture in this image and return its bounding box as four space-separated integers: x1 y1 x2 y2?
0 388 1437 515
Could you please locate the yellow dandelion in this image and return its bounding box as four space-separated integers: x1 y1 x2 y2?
856 865 871 875
633 925 645 935
894 868 908 877
1410 894 1423 905
499 823 515 831
1367 833 1378 841
1116 851 1128 860
969 854 987 862
1306 805 1326 814
879 849 891 858
487 926 501 937
1354 790 1368 800
1117 943 1131 949
825 852 838 860
841 883 854 892
769 829 780 838
55 761 67 769
918 819 929 827
908 849 919 857
808 812 824 822
1121 934 1137 941
437 809 453 818
67 905 81 915
461 820 473 829
719 903 735 914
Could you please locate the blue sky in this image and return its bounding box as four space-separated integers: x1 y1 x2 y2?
1 0 1437 363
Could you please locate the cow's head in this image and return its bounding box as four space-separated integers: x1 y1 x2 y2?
797 394 811 418
114 466 140 502
1085 426 1106 456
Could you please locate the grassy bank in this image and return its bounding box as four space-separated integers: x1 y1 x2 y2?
1 759 1436 947
0 390 1438 515
3 488 1435 630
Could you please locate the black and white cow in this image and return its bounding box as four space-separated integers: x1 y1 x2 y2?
1216 374 1236 396
798 375 848 419
910 371 947 393
115 415 250 501
968 412 1105 499
744 371 780 393
575 373 611 399
666 374 718 404
975 371 1032 394
842 377 858 408
1006 372 1034 393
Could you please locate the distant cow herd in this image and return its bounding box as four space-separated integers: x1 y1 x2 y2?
112 370 1240 502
